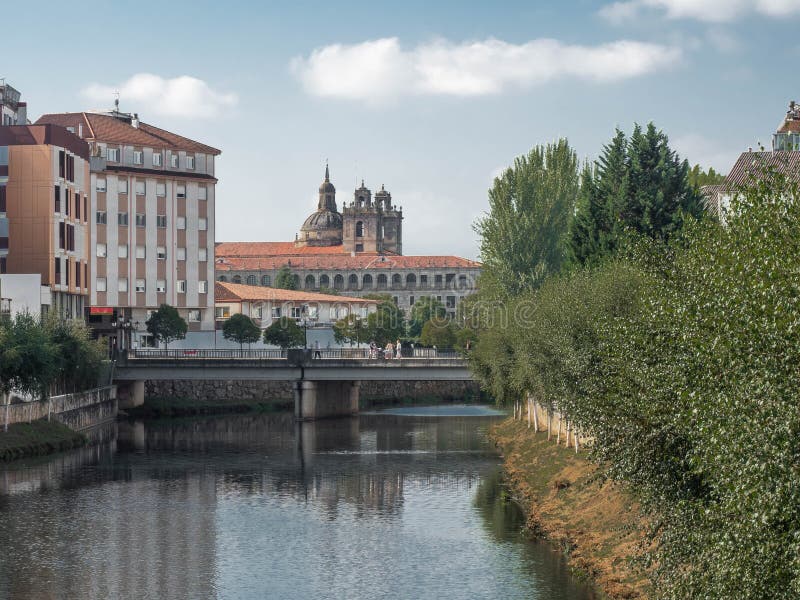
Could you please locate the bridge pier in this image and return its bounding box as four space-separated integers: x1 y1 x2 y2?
117 380 145 409
295 380 360 420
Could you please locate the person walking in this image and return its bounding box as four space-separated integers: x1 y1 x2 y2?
395 339 402 359
385 341 394 360
314 339 321 359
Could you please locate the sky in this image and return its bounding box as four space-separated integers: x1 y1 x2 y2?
5 0 800 259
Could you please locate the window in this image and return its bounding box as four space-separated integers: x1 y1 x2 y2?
54 258 61 283
355 244 364 252
75 194 81 220
420 274 428 288
232 275 242 284
0 237 7 250
177 184 186 199
65 189 70 216
410 296 415 306
156 182 166 197
215 306 230 319
106 148 120 162
152 153 162 167
271 307 281 319
54 185 61 212
135 245 145 259
434 274 443 287
198 186 207 200
176 216 186 230
156 215 167 228
96 179 106 192
253 305 263 319
291 307 302 319
118 244 128 258
119 278 128 292
58 222 65 249
199 280 208 294
176 247 186 261
76 264 81 288
246 274 257 285
66 224 75 251
199 248 207 262
96 211 107 224
0 186 5 213
96 277 106 292
171 154 179 168
156 279 166 293
96 243 107 258
261 275 271 286
446 273 455 287
135 213 146 227
198 217 207 231
188 309 201 322
133 150 143 165
446 296 456 309
356 221 364 237
118 212 129 226
118 179 128 194
135 181 145 196
186 155 195 169
135 279 145 293
218 275 227 282
177 280 186 293
156 246 166 260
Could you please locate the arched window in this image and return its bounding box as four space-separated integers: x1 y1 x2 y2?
319 274 330 288
305 274 316 289
377 274 387 290
358 195 365 206
363 274 373 289
292 274 300 288
348 274 359 289
218 275 227 282
261 275 271 286
333 274 344 290
392 273 402 289
232 275 242 284
246 274 257 286
356 221 364 237
406 273 416 289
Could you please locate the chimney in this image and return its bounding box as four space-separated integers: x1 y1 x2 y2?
131 113 139 128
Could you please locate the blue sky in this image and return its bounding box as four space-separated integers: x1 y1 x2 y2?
6 0 800 258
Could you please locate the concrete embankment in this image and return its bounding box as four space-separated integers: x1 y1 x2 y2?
492 418 650 599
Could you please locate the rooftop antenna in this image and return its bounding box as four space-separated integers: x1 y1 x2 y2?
113 90 120 112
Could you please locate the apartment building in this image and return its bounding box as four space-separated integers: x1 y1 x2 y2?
0 125 91 319
36 109 220 345
0 82 27 126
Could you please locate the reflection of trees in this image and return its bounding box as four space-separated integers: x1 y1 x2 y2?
474 466 527 543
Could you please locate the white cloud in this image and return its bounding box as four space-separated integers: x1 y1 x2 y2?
82 73 238 119
600 0 800 23
290 37 681 104
672 133 742 172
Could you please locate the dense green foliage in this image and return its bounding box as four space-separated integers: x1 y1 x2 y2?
471 173 800 597
145 304 187 348
363 294 405 346
262 317 305 348
44 315 106 393
475 139 580 297
274 265 298 290
419 320 456 348
688 163 725 188
407 297 447 337
222 313 262 350
569 124 705 267
332 313 367 346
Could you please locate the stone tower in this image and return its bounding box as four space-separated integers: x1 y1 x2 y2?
342 181 402 254
296 164 344 247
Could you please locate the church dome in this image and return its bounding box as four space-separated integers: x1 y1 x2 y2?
301 209 343 232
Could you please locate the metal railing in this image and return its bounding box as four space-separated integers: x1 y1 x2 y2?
125 348 463 361
129 348 288 359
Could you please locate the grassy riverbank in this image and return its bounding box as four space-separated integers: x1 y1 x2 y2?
126 396 294 419
0 420 87 461
491 418 650 599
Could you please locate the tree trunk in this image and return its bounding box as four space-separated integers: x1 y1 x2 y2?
526 396 531 428
533 400 539 433
557 417 562 445
547 410 552 441
574 427 580 453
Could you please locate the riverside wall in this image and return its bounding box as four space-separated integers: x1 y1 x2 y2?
2 387 118 431
145 379 480 403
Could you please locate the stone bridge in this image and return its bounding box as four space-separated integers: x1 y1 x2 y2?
114 348 473 420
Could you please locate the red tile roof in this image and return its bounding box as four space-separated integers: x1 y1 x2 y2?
34 112 220 155
726 151 800 187
215 281 375 304
215 242 357 257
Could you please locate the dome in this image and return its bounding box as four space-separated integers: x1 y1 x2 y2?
301 209 343 232
319 180 336 194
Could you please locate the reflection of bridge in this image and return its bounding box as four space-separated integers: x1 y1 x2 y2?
114 349 474 420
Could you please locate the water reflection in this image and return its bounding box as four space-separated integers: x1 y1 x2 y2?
0 409 595 600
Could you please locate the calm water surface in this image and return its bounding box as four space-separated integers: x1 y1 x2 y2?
0 405 595 600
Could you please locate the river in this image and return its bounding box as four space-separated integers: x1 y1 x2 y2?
0 406 595 600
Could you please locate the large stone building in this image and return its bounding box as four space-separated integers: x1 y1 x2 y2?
36 107 220 348
216 167 480 318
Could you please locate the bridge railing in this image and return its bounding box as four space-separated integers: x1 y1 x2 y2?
125 348 463 361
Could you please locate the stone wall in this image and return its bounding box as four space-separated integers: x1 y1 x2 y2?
145 379 480 404
2 387 118 431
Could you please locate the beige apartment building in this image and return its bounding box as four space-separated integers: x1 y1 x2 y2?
0 125 91 319
36 109 220 347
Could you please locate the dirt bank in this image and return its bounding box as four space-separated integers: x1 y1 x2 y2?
492 418 650 599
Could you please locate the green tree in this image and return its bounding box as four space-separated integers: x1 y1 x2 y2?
145 304 188 349
333 314 366 346
274 265 298 290
688 163 725 188
475 138 580 297
222 313 261 351
263 316 305 348
408 297 446 337
569 123 705 267
44 315 105 393
419 319 456 348
363 294 405 346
